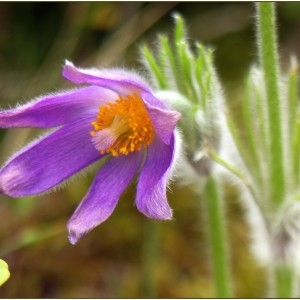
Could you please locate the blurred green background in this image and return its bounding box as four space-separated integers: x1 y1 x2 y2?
0 2 300 297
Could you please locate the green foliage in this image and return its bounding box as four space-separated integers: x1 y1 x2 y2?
142 3 300 298
141 13 233 298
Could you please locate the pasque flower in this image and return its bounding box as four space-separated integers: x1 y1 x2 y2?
0 61 181 244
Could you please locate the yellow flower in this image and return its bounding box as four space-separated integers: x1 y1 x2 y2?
0 259 10 286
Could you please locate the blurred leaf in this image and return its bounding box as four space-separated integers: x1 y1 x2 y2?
0 220 66 256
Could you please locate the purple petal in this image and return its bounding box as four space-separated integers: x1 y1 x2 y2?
142 92 181 145
0 116 102 197
67 151 143 244
136 135 175 219
62 60 152 96
0 86 118 128
141 91 167 110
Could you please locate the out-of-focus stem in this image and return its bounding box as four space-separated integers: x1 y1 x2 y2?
141 219 160 298
203 176 232 298
274 265 295 298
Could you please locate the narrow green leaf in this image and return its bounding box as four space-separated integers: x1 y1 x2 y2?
177 41 198 102
195 44 215 108
227 117 254 178
195 45 205 103
141 45 167 89
252 74 269 159
242 75 264 188
173 13 185 46
158 35 178 90
288 59 299 165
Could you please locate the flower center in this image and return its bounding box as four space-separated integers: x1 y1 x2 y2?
90 94 155 156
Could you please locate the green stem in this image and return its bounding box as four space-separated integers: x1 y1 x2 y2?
206 145 258 202
203 176 232 298
206 147 246 182
256 2 285 207
274 265 295 298
141 219 160 298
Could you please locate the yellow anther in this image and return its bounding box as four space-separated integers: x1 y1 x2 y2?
91 94 154 156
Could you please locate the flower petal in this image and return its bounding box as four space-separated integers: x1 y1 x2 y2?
136 135 175 219
142 92 181 145
67 151 143 244
0 117 102 197
141 91 166 109
0 86 117 128
63 60 152 96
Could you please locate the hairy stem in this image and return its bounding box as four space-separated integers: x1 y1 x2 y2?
256 2 285 207
203 176 232 298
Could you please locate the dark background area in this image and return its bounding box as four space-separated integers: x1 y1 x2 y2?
0 2 300 297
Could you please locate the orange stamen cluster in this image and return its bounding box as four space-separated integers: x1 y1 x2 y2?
90 94 155 156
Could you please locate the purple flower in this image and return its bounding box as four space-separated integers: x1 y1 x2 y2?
0 61 181 244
